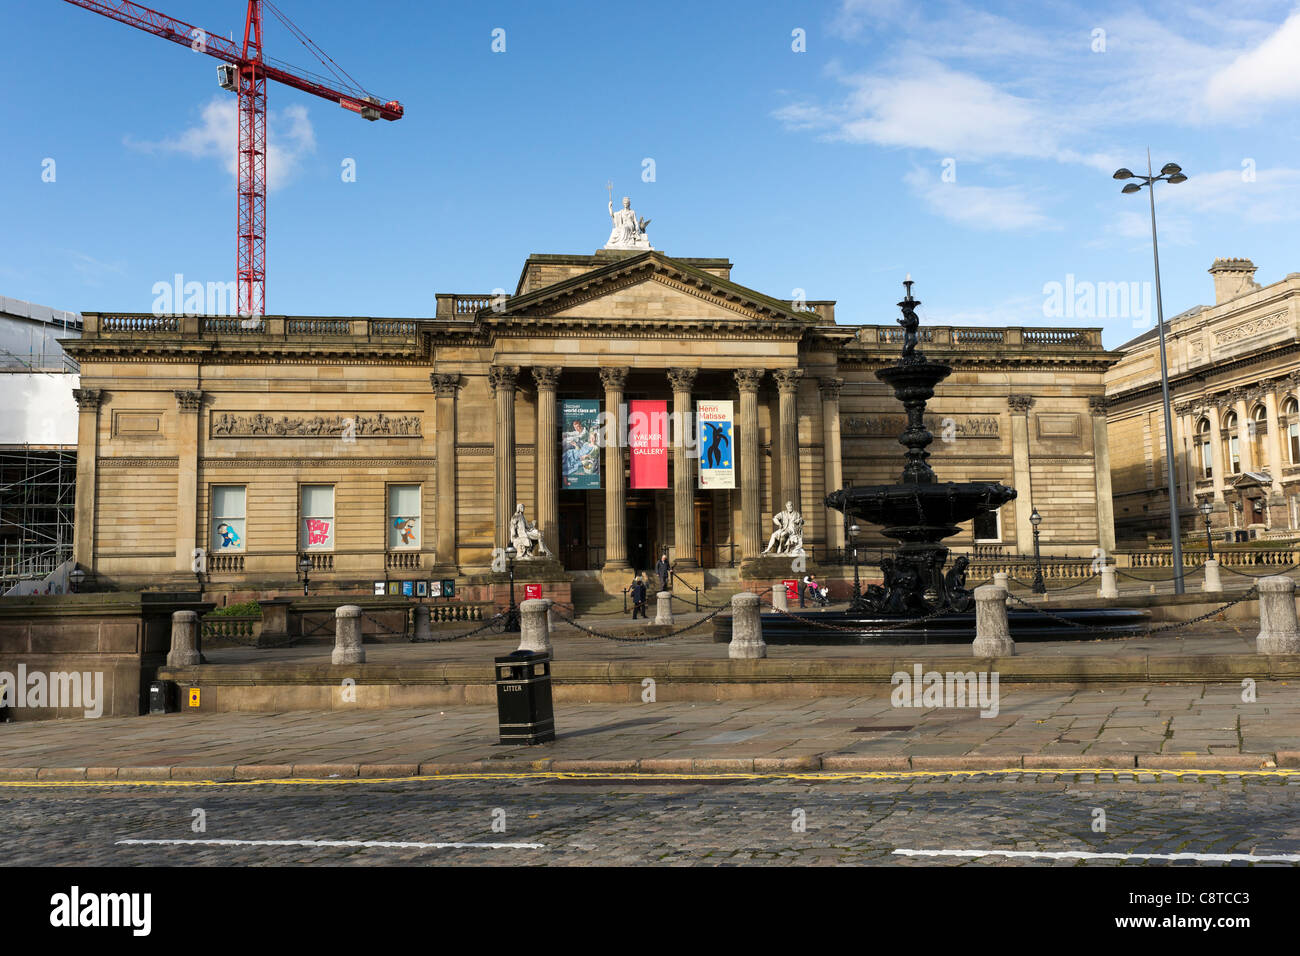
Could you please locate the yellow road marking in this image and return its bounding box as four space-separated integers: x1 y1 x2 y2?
0 767 1295 788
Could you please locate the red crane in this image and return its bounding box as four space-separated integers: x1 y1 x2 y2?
60 1 405 316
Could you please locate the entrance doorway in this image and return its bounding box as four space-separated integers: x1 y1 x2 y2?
626 496 656 573
694 498 716 567
558 503 587 570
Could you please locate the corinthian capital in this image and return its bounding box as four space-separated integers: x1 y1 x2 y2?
174 389 203 412
72 388 103 411
666 367 699 393
1008 394 1035 414
430 373 461 395
531 366 562 390
772 368 805 394
598 366 630 391
733 368 765 392
488 365 520 393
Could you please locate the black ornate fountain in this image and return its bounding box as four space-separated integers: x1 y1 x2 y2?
713 278 1148 644
823 278 1016 617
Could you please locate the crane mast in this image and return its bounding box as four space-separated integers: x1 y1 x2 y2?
60 0 404 315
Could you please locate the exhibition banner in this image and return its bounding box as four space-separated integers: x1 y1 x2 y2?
697 400 735 489
561 399 601 489
629 399 668 489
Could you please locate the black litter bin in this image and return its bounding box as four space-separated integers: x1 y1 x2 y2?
148 680 177 714
494 650 555 745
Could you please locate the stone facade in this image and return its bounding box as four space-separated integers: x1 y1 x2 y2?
66 249 1117 595
1105 259 1300 543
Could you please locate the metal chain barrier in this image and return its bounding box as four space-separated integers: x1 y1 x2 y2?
548 603 730 643
1002 571 1103 592
362 611 410 640
1112 563 1206 583
759 595 958 632
1005 586 1258 638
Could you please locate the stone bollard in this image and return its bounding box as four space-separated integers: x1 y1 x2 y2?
972 585 1015 657
332 605 364 665
655 590 674 625
167 610 202 667
517 598 553 654
413 604 432 642
1202 559 1222 594
993 571 1010 605
728 592 766 659
1256 576 1300 654
1098 565 1118 599
772 583 788 612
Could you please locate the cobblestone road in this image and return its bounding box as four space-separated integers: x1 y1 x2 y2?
4 774 1298 866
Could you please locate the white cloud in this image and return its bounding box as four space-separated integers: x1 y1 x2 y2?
1206 9 1300 112
126 96 316 191
1160 165 1300 221
903 167 1056 232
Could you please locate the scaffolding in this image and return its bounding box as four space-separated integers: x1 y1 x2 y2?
0 445 76 590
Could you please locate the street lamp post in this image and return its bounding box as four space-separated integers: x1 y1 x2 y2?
504 545 520 632
1114 154 1189 594
1199 499 1215 562
298 554 311 596
849 523 861 606
1030 507 1046 594
68 567 85 594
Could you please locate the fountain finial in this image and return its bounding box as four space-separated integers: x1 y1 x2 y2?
903 274 914 301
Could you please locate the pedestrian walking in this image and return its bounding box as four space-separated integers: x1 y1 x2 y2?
630 574 648 619
656 551 671 592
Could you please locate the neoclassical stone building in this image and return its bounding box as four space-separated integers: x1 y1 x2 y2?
65 246 1118 595
1106 258 1300 543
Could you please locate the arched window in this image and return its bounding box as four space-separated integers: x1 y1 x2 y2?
1197 418 1213 478
1251 405 1268 472
1224 411 1241 475
1285 397 1300 464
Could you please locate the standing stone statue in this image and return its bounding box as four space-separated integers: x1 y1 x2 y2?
508 503 551 559
604 185 652 250
761 501 805 556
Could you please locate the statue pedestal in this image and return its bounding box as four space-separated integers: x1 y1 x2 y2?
740 556 819 581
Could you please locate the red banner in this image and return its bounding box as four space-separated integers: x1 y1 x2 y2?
629 399 668 489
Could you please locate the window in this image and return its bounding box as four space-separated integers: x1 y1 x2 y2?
388 484 420 549
1225 411 1241 475
1197 418 1212 479
211 485 245 551
972 485 1003 542
1286 398 1300 464
301 484 335 550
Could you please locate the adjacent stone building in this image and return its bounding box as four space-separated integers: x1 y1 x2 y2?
1105 258 1300 544
64 246 1118 596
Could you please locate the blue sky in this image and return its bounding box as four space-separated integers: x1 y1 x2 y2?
3 0 1299 348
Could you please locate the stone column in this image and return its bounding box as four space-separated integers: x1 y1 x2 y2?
431 374 461 568
728 591 766 659
773 369 805 514
332 605 364 664
71 388 102 571
734 369 765 559
820 377 845 554
1234 391 1253 473
600 366 630 571
1263 388 1285 495
532 367 562 557
1256 576 1300 654
1172 403 1195 507
667 367 699 568
489 366 520 554
1088 396 1116 554
167 610 201 667
174 390 203 573
1008 395 1035 555
972 585 1015 657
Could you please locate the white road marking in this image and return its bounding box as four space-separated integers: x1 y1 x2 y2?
116 838 544 850
894 848 1300 863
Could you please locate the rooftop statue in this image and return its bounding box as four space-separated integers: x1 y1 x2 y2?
604 182 652 250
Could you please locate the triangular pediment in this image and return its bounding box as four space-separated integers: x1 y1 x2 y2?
490 251 810 326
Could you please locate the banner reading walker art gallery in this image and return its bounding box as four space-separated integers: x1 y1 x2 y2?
561 398 601 489
629 399 668 489
697 400 734 489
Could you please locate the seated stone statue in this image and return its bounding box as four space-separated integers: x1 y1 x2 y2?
943 555 973 612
